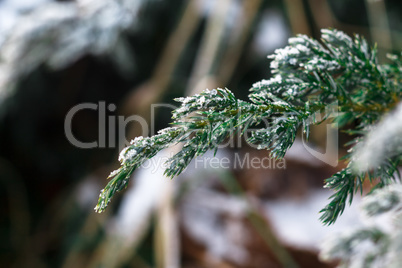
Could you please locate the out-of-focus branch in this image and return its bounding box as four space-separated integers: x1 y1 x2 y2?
307 0 400 52
306 0 334 29
186 0 234 93
218 0 264 85
282 0 311 35
365 0 393 51
121 0 202 137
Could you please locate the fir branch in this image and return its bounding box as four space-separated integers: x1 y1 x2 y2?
96 29 402 226
251 28 401 224
95 127 186 212
95 85 328 213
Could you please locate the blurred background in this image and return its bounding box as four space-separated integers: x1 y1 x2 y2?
0 0 400 267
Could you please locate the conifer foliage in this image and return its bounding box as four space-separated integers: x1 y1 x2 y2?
320 184 402 267
95 29 401 225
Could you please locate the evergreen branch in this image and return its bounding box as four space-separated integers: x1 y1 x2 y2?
95 87 325 212
320 155 401 225
95 127 186 212
96 29 402 226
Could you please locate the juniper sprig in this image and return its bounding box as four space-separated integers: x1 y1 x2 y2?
95 28 401 226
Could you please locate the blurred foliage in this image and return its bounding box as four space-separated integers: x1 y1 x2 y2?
320 184 402 268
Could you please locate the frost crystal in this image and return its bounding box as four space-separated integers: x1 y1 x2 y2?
289 58 297 65
130 136 144 145
118 147 129 162
109 169 120 178
125 149 137 161
198 96 206 107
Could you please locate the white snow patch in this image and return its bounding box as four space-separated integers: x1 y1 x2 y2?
264 189 363 250
112 149 175 243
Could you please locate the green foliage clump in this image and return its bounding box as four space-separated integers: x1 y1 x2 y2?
95 29 401 225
